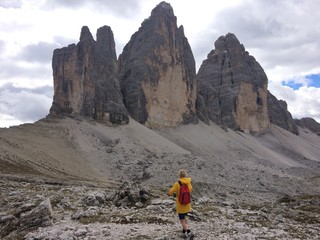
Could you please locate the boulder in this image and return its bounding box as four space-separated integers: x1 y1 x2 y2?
18 198 53 229
0 199 53 239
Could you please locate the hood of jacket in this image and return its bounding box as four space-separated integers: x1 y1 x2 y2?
179 177 191 185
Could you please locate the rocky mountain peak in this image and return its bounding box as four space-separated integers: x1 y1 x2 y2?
118 1 197 128
79 26 94 42
96 25 117 60
50 26 128 125
196 33 270 133
214 33 244 54
48 2 306 135
151 1 174 16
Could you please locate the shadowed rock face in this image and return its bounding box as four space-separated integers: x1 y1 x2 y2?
196 33 270 133
267 91 299 135
50 26 128 125
118 1 197 128
295 117 320 135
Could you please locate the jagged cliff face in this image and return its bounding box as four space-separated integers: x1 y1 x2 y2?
196 33 270 133
267 91 298 135
50 26 128 125
118 2 197 128
49 2 302 135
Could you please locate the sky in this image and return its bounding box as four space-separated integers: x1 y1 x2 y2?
0 0 319 128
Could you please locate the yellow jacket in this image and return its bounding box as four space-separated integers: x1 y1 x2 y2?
168 177 192 213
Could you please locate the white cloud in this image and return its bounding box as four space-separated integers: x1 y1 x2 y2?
0 113 24 128
209 0 320 70
42 0 144 17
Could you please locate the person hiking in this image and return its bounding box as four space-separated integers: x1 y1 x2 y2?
167 169 194 239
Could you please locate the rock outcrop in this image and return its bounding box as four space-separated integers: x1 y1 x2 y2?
1 198 53 239
267 91 299 135
48 2 308 135
295 117 320 135
50 26 128 125
196 33 270 133
118 1 197 128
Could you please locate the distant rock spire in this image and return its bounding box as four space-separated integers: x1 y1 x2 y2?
96 25 117 60
79 26 94 42
196 33 270 133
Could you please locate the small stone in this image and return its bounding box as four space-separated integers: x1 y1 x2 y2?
74 228 87 237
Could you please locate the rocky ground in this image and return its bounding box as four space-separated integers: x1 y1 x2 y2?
1 174 320 240
1 117 320 239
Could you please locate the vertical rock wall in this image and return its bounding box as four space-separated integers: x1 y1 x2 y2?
118 2 197 128
49 1 300 134
50 26 128 125
196 33 270 133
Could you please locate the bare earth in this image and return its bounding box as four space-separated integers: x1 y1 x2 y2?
0 117 319 239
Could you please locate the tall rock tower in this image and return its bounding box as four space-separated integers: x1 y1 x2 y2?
50 26 128 124
118 1 197 128
196 33 270 133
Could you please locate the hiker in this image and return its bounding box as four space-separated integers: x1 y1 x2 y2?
167 169 194 239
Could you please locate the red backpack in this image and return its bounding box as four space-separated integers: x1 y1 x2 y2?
178 180 191 205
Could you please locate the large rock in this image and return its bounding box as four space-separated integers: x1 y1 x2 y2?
196 33 270 133
50 26 128 125
118 1 197 128
267 91 299 135
0 199 53 239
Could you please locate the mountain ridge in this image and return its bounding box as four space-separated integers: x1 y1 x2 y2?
48 1 317 136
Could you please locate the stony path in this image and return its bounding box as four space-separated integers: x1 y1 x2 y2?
1 178 319 239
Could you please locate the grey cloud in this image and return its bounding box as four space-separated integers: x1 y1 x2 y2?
16 42 59 63
0 83 53 98
0 0 22 8
191 33 215 70
42 0 144 18
0 83 53 122
53 36 78 47
0 60 51 81
210 1 296 48
194 0 320 78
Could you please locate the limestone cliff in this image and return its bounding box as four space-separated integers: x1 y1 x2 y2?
196 33 270 133
267 91 298 135
50 26 128 125
118 1 197 128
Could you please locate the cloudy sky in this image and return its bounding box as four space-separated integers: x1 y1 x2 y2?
0 0 319 127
